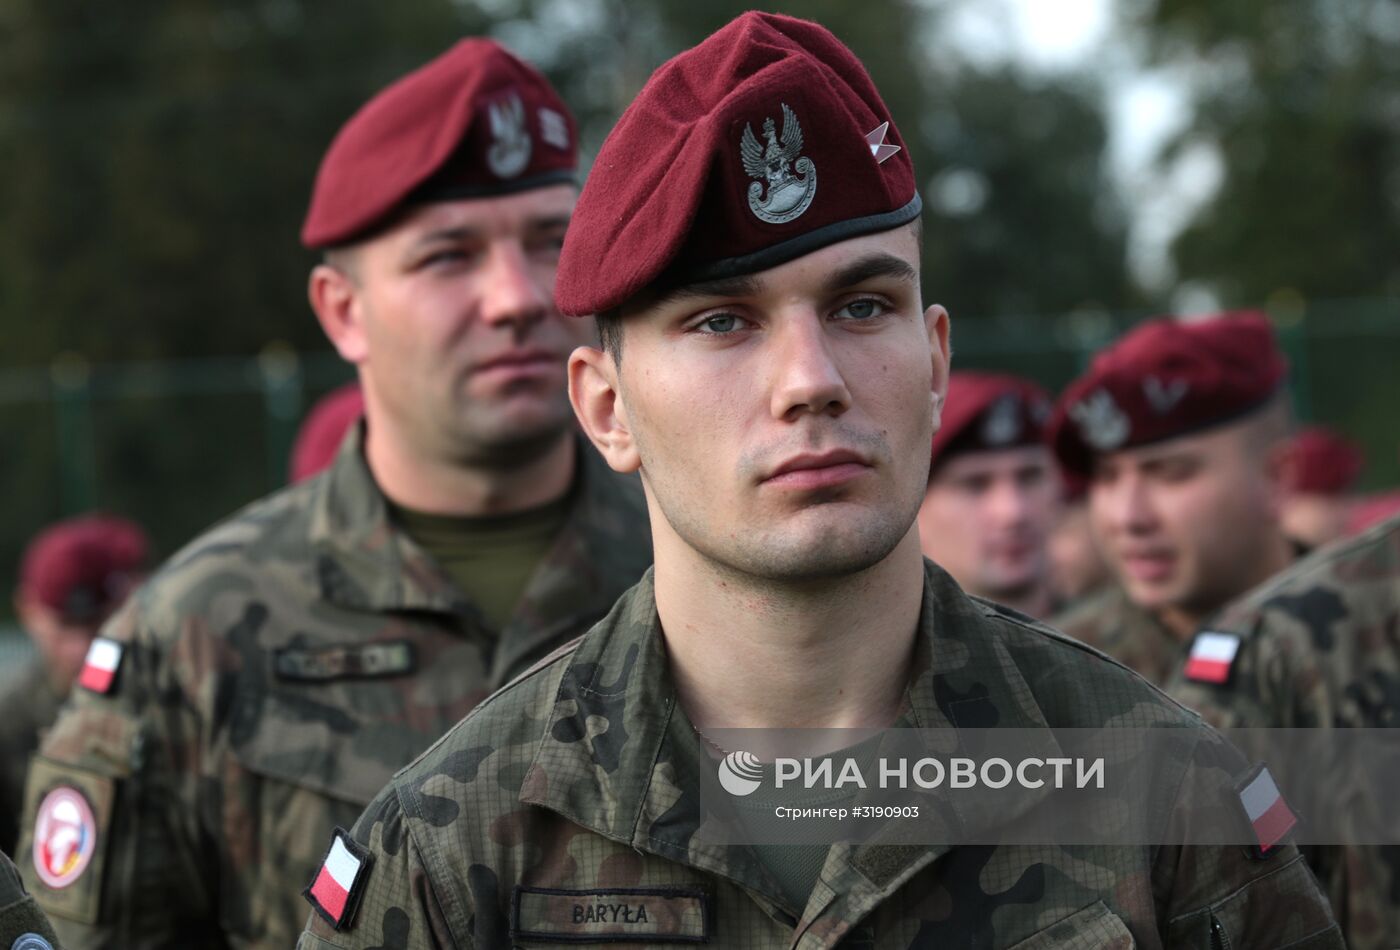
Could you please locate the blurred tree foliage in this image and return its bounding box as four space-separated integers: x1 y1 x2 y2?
1130 0 1400 303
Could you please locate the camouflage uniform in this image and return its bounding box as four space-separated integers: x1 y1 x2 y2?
1166 513 1400 950
1052 584 1184 687
18 427 651 949
0 659 63 854
301 561 1342 949
2 848 60 950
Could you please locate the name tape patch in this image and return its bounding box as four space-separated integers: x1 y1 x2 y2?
77 638 123 694
275 641 415 682
304 827 373 931
1184 631 1241 684
511 886 710 943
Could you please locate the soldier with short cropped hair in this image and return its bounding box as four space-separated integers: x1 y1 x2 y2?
20 40 650 948
1049 313 1298 686
301 14 1341 949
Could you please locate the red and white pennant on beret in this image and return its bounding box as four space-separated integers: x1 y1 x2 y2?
305 827 374 931
78 637 123 694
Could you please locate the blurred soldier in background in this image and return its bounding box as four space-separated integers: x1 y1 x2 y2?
1278 425 1364 548
20 39 650 948
1049 312 1297 685
1166 512 1400 950
1047 483 1110 604
288 382 363 483
916 372 1061 619
0 514 146 855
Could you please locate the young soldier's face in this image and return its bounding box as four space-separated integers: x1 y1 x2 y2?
1088 421 1281 616
573 225 949 581
318 185 595 466
917 446 1060 599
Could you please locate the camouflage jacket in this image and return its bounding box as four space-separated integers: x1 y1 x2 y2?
2 848 60 950
1052 584 1184 687
300 561 1342 949
0 658 62 855
17 427 652 950
1166 513 1400 950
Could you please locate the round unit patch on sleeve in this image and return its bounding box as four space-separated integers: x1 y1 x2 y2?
11 935 56 950
32 786 98 889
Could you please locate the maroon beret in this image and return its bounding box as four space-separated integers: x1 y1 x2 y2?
302 38 577 249
1048 311 1289 478
19 515 149 622
1281 426 1364 495
930 372 1052 475
290 382 364 483
555 11 920 316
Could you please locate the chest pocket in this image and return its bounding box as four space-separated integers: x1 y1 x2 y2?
1006 901 1136 950
230 640 434 807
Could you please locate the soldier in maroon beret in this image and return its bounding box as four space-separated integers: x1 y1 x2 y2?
1048 312 1299 686
22 39 653 949
0 515 147 855
915 372 1062 619
1278 425 1365 547
305 15 1340 949
288 382 364 483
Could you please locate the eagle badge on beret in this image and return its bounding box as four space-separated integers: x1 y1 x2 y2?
981 395 1024 446
486 92 532 179
1070 389 1130 451
1143 375 1189 415
741 103 817 224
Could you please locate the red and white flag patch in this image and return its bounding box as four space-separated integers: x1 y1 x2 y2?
305 827 373 931
1184 632 1240 684
1238 765 1297 855
78 638 123 694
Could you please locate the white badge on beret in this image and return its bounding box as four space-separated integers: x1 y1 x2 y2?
741 103 817 224
981 395 1023 446
1070 388 1130 452
486 92 531 179
1144 375 1189 415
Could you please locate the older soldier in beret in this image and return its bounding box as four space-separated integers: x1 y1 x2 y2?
20 40 650 948
0 515 147 857
302 14 1340 948
1049 313 1298 687
916 372 1061 619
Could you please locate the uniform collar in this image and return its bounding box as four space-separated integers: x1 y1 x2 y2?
521 559 1065 892
308 422 650 639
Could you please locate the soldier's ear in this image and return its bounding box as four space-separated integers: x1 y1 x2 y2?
925 304 951 428
569 345 641 474
309 263 368 364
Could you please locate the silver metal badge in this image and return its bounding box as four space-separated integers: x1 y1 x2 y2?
1143 375 1189 415
981 395 1023 446
538 107 569 151
1070 388 1131 451
486 93 531 179
740 103 817 224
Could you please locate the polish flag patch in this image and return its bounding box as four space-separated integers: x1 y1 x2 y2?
1183 631 1240 684
1238 765 1297 855
78 638 123 694
305 827 373 931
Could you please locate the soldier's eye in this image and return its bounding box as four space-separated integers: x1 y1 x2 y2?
836 298 886 321
696 313 746 334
